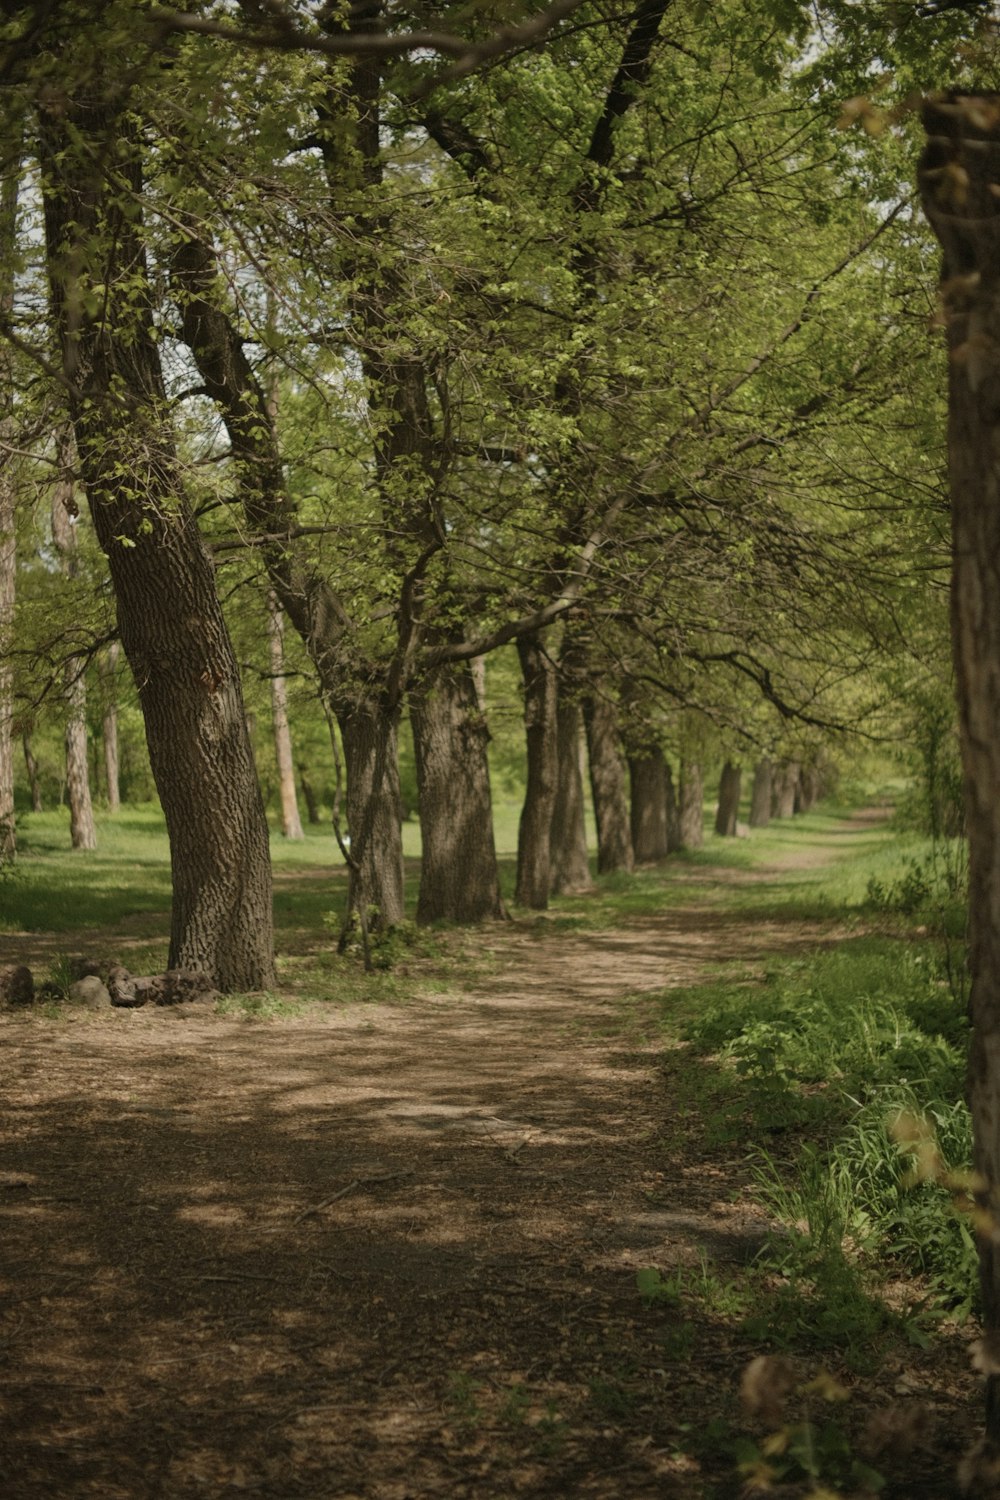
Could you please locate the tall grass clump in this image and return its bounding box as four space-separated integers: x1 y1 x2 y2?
683 938 975 1316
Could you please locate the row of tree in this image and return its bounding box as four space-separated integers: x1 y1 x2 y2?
0 0 954 986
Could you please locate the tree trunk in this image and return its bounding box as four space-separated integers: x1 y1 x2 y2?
514 632 558 908
921 95 1000 1435
797 764 821 813
583 685 634 875
629 747 669 861
772 761 799 819
749 758 772 828
677 761 704 849
715 761 742 837
22 732 42 813
338 699 406 930
50 436 97 851
298 764 321 825
101 644 121 814
410 663 503 923
0 457 12 860
0 132 18 864
267 592 304 840
39 98 275 992
665 761 681 853
173 222 408 935
550 687 591 895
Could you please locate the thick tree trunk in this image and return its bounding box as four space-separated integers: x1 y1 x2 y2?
101 644 121 814
22 732 42 813
50 441 97 851
0 464 12 860
921 96 1000 1436
550 689 591 895
40 100 275 992
677 761 704 849
771 761 799 819
267 593 304 840
410 662 503 923
515 633 558 908
629 747 669 861
338 700 406 930
749 758 772 828
715 761 742 837
583 686 634 874
0 140 17 864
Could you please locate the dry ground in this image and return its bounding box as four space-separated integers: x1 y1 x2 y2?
0 815 984 1498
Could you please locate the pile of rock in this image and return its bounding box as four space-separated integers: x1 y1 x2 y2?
0 960 219 1012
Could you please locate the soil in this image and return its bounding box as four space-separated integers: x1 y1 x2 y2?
0 812 985 1498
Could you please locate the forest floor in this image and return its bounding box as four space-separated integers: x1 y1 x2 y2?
0 809 984 1499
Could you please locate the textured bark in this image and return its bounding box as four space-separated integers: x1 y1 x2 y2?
50 441 97 852
714 761 742 837
515 633 558 908
0 458 12 859
267 593 304 840
101 644 121 814
0 139 17 863
339 701 406 929
550 688 591 894
771 761 799 819
583 686 634 875
40 98 275 992
749 759 772 828
410 663 503 923
629 747 669 861
921 95 1000 1435
677 761 704 849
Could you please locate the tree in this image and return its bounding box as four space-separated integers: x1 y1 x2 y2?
49 429 97 851
920 90 1000 1438
27 12 276 990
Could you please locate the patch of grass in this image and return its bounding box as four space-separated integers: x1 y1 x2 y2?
214 990 305 1020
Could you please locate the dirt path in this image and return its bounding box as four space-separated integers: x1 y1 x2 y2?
0 812 978 1498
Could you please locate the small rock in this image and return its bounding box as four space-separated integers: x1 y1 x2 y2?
0 965 34 1008
107 965 145 1008
67 976 111 1010
134 976 164 1005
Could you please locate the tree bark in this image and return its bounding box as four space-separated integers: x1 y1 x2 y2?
920 94 1000 1435
771 761 799 819
39 97 275 992
677 760 704 849
515 632 559 908
749 758 772 828
298 764 321 824
664 760 681 853
101 644 121 814
0 129 18 864
797 764 820 813
715 760 742 837
410 662 504 923
550 686 591 895
50 435 97 852
583 685 634 874
267 592 304 840
629 746 669 861
338 699 406 930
